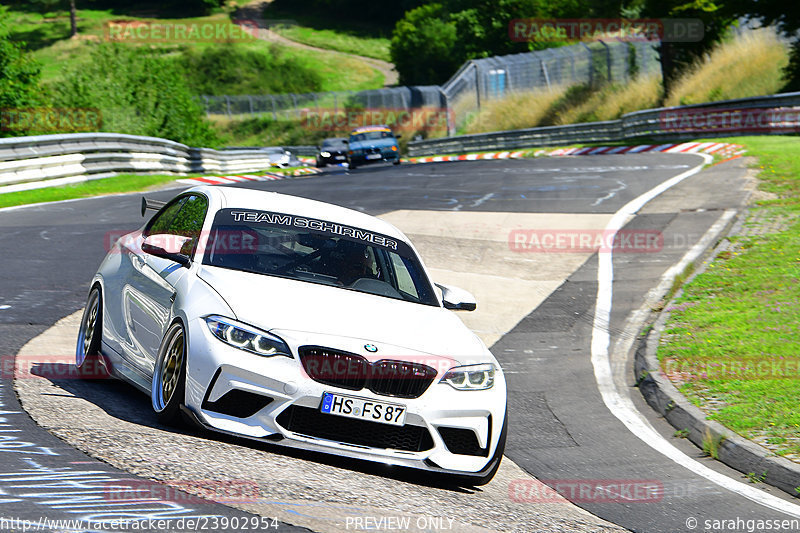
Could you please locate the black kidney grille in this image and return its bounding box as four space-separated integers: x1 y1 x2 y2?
276 405 434 452
299 347 369 390
368 360 437 398
299 347 437 399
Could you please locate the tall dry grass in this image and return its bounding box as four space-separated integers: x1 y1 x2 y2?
465 86 568 134
666 27 789 106
463 73 662 133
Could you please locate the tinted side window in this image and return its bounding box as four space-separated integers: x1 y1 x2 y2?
146 198 187 237
169 195 209 255
144 195 208 255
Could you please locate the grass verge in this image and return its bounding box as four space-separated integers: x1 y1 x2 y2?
0 174 184 209
657 135 800 460
273 24 391 62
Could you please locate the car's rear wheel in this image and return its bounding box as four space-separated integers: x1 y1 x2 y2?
75 286 102 379
152 321 187 425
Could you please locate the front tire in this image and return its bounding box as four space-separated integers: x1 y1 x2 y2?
75 286 103 379
152 321 187 425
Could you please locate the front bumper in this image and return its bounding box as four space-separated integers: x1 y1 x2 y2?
184 318 507 475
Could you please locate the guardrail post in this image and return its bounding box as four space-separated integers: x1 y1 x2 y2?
599 40 612 83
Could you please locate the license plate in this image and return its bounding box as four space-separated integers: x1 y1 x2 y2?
335 155 345 160
366 153 382 160
320 392 407 426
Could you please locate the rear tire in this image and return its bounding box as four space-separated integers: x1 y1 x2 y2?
75 287 103 379
152 322 187 426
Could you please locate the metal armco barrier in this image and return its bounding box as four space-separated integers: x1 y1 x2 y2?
407 92 800 157
0 132 316 190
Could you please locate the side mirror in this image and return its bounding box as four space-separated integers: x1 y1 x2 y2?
394 133 402 139
435 283 477 311
343 140 349 144
142 234 192 267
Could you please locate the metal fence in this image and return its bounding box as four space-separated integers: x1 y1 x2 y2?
202 86 446 119
443 40 659 130
201 40 660 132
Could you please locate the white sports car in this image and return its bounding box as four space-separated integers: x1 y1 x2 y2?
76 186 507 484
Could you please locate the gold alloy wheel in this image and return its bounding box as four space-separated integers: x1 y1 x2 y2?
161 329 184 405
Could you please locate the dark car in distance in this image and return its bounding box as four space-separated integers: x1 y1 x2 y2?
346 125 401 169
315 138 348 167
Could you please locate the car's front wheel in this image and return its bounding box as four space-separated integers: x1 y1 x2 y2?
75 286 103 379
152 321 187 425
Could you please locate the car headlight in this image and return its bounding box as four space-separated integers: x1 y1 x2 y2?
204 315 292 358
441 363 495 390
320 151 331 158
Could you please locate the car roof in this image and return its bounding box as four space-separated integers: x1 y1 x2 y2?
351 125 391 134
188 186 407 241
322 137 347 143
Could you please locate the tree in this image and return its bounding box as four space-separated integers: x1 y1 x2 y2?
390 4 461 85
0 7 41 110
54 44 217 146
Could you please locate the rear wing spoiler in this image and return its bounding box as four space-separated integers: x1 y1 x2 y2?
141 197 166 217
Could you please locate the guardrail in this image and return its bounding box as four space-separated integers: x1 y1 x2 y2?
408 92 800 157
0 133 316 191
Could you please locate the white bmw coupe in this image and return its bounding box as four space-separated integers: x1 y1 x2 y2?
76 186 507 484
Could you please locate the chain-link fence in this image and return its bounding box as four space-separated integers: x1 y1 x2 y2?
201 40 660 135
443 40 660 131
202 86 446 120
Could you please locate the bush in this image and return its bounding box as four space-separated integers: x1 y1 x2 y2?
52 43 217 146
178 45 324 96
0 6 42 136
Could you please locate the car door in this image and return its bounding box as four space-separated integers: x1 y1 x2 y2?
124 194 208 377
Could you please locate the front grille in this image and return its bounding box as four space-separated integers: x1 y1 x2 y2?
299 346 437 399
276 405 434 452
202 389 273 418
299 347 368 390
369 360 437 399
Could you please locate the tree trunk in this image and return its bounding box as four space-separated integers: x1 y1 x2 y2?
69 0 77 37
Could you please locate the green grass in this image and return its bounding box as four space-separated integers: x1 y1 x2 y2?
273 24 391 62
0 174 184 209
6 8 383 93
657 136 800 459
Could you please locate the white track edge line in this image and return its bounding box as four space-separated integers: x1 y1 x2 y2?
591 153 800 517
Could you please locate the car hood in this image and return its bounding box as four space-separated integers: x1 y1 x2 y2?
350 139 397 150
197 265 488 362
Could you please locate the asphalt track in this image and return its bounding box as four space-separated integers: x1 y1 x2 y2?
2 155 799 532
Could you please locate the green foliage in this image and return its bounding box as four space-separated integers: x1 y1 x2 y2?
390 0 612 85
52 43 217 146
390 4 460 85
178 45 323 96
0 6 42 119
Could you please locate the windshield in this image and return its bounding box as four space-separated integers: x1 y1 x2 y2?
202 209 439 306
322 139 346 149
351 131 394 142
